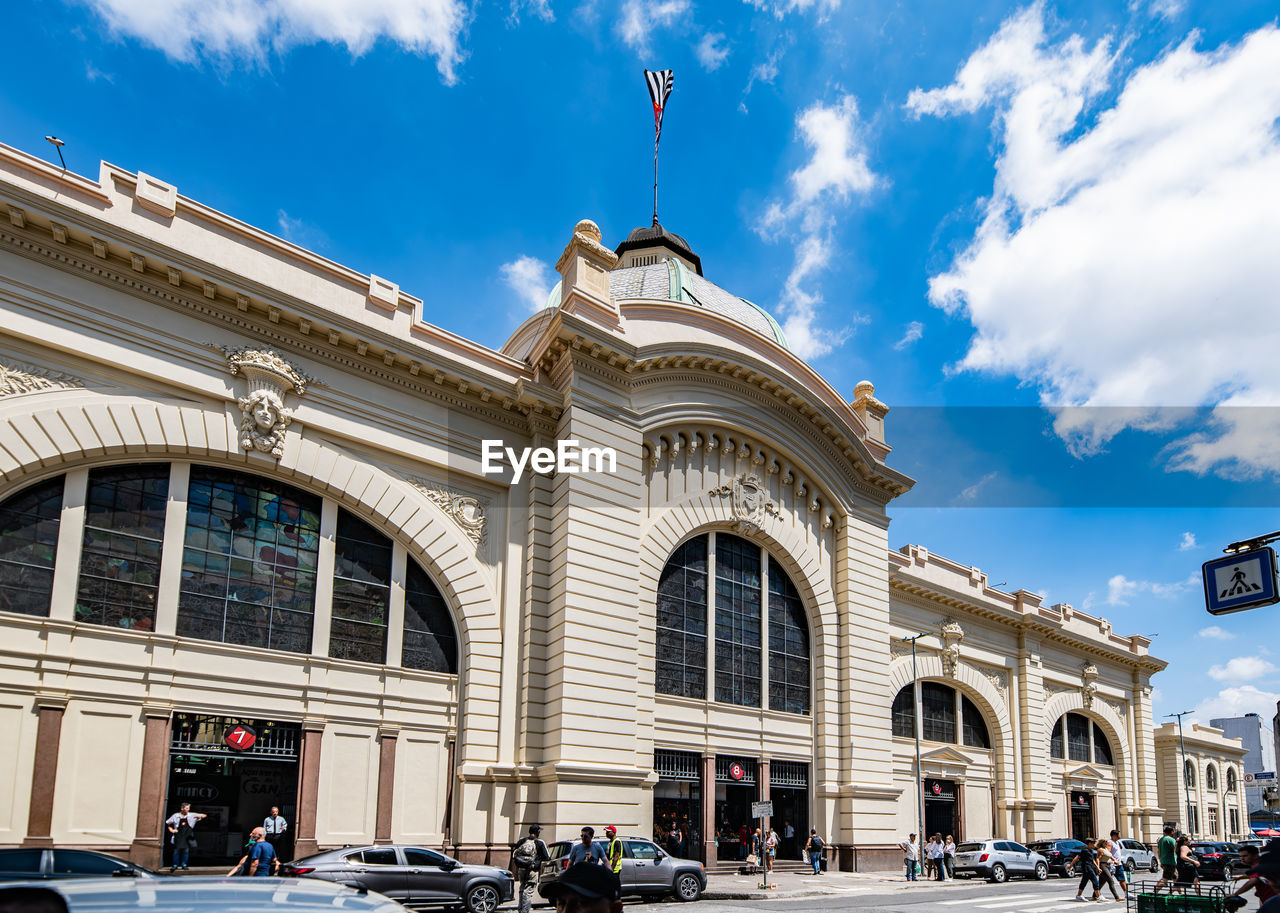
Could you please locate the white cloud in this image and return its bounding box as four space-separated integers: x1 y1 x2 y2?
757 96 880 359
1178 531 1198 551
276 210 330 249
958 471 998 502
907 7 1280 477
695 32 729 71
1105 572 1195 605
743 0 838 20
616 0 690 55
84 61 114 83
894 320 925 350
508 0 553 24
1192 684 1280 723
500 255 555 312
1207 656 1278 682
85 0 471 84
1198 625 1235 641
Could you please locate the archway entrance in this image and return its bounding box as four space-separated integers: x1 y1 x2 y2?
1070 792 1096 841
924 779 959 840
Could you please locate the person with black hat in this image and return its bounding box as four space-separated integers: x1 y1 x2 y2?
512 824 550 913
540 862 623 913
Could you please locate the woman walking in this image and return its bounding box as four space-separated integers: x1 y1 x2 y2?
1067 838 1102 902
1176 835 1200 886
1095 839 1125 901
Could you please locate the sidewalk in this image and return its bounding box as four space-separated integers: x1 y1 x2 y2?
700 868 930 900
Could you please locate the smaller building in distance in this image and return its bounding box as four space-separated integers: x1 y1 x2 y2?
1153 723 1248 840
1211 713 1277 830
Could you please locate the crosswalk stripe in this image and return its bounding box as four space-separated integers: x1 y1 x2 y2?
975 897 1057 908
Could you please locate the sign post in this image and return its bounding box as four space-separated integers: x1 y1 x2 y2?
1203 543 1280 616
751 800 774 889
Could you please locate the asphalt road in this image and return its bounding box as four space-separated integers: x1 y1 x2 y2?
689 877 1260 913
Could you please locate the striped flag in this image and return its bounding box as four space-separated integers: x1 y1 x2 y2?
645 69 674 154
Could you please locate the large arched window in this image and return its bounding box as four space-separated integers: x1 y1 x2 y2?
1185 760 1197 787
1207 764 1218 791
1049 713 1113 765
1227 768 1238 792
0 465 459 673
0 476 64 617
654 531 811 715
890 682 991 749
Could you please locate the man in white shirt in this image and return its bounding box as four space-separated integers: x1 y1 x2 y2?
164 802 207 871
264 806 288 857
899 833 920 881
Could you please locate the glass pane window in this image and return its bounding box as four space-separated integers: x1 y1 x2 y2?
329 511 392 664
75 466 168 631
1092 724 1113 766
178 468 320 654
1067 714 1091 762
767 560 809 715
1227 769 1237 792
1185 760 1196 787
1206 766 1218 791
962 696 991 749
656 535 708 699
0 476 63 618
1050 718 1064 758
921 682 956 743
403 561 458 674
714 534 761 708
892 685 915 738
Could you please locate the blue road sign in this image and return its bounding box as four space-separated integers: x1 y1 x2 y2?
1203 547 1280 615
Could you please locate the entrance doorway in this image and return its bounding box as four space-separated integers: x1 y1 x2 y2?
654 750 702 860
166 714 300 866
1070 792 1095 841
923 779 959 840
714 756 757 861
770 762 810 859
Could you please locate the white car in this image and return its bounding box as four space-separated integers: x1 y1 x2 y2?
953 840 1050 883
1114 838 1159 873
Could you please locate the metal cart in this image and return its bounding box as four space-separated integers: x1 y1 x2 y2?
1128 878 1231 913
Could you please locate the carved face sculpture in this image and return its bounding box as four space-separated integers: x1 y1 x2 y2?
252 398 278 430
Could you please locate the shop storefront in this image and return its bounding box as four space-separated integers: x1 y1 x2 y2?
653 750 702 859
714 756 758 861
769 762 809 859
924 778 959 839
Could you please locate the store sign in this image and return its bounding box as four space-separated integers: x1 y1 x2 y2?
729 763 745 781
932 782 942 796
751 801 774 819
223 724 258 751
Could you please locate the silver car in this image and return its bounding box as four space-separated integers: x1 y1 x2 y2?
540 838 706 901
953 839 1049 883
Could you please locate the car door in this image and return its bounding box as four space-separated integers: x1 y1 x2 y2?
347 847 409 900
50 850 139 879
404 847 458 904
1007 841 1035 873
625 841 666 892
0 849 49 881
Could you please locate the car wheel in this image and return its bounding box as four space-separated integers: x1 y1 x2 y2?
1034 863 1048 881
989 863 1007 884
466 884 501 913
1058 867 1071 879
1124 859 1136 873
1150 858 1160 874
674 873 702 902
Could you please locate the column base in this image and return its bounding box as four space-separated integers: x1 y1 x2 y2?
21 836 55 849
128 838 163 868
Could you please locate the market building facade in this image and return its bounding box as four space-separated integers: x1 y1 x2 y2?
0 143 1165 872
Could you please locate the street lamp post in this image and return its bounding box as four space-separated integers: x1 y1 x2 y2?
1168 711 1194 836
904 633 930 861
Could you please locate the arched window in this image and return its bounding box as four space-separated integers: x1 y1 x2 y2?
1049 713 1114 765
890 682 991 748
330 511 393 664
403 561 458 674
1227 768 1238 792
0 476 64 618
654 531 811 715
1207 765 1218 791
1185 760 1196 787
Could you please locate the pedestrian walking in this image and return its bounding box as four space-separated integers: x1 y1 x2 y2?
1231 845 1262 901
1095 839 1125 901
510 824 550 913
1107 830 1129 898
1176 835 1200 885
568 826 608 866
899 833 919 881
164 802 206 872
765 827 778 872
803 828 824 875
1066 838 1102 902
227 828 278 877
1154 824 1178 889
944 835 956 879
603 826 623 876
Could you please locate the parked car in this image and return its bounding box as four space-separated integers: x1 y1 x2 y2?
0 848 157 882
0 877 406 912
1115 838 1160 873
1191 842 1244 881
540 837 706 901
281 845 512 913
953 840 1049 883
1026 840 1086 877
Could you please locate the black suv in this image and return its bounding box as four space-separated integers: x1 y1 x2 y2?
1191 842 1243 881
1027 839 1086 877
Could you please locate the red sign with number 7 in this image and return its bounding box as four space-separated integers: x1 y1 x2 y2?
224 724 258 751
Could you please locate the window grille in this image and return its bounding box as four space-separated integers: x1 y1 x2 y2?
655 750 701 781
770 761 808 788
169 713 300 761
715 755 757 785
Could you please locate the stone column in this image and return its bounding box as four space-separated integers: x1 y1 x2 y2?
374 728 399 844
701 755 716 867
23 697 68 847
294 724 324 858
128 709 173 867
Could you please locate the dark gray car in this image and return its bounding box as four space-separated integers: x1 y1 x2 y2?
539 838 706 901
0 876 406 912
282 845 513 912
0 848 157 881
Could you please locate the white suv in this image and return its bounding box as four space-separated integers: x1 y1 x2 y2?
953 840 1049 883
1114 838 1159 873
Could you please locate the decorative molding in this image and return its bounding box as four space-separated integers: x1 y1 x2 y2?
1081 662 1099 710
1044 682 1074 699
408 477 489 549
940 617 964 678
889 644 912 660
976 664 1009 700
710 473 779 534
222 346 313 461
1102 697 1128 719
0 359 84 397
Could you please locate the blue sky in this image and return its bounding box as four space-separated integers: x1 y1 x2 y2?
4 0 1280 736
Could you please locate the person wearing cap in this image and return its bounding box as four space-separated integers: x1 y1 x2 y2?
539 862 622 913
603 826 623 875
513 824 550 913
568 826 608 867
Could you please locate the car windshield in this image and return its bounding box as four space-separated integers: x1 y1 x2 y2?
547 844 569 860
957 844 983 852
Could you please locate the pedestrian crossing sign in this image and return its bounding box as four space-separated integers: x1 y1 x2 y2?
1203 547 1280 615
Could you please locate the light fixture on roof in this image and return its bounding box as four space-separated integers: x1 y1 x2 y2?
44 135 66 170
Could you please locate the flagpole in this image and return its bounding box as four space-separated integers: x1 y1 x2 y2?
653 146 659 227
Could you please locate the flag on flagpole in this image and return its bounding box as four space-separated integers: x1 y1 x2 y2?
645 69 674 155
